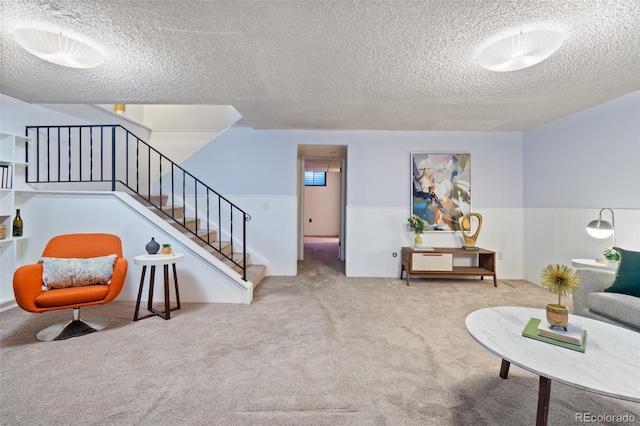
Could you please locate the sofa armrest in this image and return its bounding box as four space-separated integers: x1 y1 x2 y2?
573 268 616 317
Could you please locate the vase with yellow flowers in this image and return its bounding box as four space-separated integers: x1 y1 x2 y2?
540 264 580 330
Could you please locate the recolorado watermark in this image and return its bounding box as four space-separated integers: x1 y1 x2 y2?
575 412 637 423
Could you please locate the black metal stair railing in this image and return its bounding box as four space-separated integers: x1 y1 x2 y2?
24 125 250 281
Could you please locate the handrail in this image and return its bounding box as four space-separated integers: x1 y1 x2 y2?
25 124 250 280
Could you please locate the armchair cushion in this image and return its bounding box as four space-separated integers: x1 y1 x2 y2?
604 247 640 297
40 254 117 290
35 285 110 308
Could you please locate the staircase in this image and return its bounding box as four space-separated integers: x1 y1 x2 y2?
140 194 267 288
24 124 268 292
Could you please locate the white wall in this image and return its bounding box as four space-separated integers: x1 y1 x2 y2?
522 91 640 284
524 208 640 284
17 192 251 304
180 123 525 278
31 104 151 141
5 90 638 284
0 97 142 140
142 105 241 165
523 91 640 209
304 171 341 236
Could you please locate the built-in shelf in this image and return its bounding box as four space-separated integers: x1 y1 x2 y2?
0 130 31 307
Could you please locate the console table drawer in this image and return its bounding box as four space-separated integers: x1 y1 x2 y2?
411 252 453 271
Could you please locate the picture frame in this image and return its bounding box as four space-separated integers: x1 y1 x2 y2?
411 153 470 232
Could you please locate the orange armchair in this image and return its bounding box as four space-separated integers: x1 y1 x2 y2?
13 233 128 341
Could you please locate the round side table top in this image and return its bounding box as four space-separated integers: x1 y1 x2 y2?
134 253 184 266
571 258 618 271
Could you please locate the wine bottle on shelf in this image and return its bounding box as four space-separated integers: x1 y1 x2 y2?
12 209 23 237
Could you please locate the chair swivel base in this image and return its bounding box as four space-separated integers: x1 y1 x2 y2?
36 317 110 341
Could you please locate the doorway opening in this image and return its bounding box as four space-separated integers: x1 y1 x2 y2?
297 145 347 275
299 236 343 274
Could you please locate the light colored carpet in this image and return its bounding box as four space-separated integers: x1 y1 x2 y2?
1 251 638 425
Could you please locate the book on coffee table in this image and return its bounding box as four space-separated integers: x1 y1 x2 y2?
538 321 584 345
522 318 587 353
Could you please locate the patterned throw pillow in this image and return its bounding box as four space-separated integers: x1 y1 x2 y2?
40 254 117 290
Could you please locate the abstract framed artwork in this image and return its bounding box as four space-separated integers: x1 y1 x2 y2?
411 153 471 231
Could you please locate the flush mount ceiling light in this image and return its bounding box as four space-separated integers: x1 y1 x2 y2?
11 28 105 69
476 29 565 72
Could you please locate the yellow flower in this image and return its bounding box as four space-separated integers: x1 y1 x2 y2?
540 264 580 305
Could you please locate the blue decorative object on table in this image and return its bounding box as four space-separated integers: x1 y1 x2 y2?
145 237 160 254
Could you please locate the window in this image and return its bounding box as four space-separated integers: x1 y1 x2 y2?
304 171 326 186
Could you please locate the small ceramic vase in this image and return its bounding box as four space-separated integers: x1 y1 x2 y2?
145 237 160 254
546 303 569 330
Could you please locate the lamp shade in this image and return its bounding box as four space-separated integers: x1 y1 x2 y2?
476 30 565 72
586 219 614 239
11 28 105 69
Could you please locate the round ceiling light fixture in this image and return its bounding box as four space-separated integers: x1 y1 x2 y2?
11 28 105 69
476 29 565 72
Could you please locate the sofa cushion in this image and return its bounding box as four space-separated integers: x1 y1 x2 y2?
604 247 640 298
40 254 117 290
588 292 640 329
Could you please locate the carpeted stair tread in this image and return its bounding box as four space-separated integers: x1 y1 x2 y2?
156 205 185 217
148 194 169 205
168 217 200 232
131 193 168 207
132 193 185 218
188 230 220 246
247 264 267 288
204 241 232 257
222 252 253 271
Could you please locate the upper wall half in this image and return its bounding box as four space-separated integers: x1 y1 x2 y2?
523 91 640 209
179 122 524 209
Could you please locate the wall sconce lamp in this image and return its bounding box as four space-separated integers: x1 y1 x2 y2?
586 208 615 246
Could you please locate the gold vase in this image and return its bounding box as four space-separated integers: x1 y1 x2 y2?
414 234 423 247
546 303 569 329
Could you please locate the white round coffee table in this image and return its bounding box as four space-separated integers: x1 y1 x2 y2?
465 306 639 426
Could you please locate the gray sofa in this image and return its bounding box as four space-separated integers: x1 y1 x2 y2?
573 268 640 331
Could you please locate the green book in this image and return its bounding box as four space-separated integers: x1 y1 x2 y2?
522 318 587 353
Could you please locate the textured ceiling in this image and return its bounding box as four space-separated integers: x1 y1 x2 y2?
1 0 639 131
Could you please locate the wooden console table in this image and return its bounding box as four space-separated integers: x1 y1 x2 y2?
401 247 497 286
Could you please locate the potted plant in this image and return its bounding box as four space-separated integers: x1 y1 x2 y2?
540 264 580 330
407 214 426 246
602 247 620 264
161 243 172 254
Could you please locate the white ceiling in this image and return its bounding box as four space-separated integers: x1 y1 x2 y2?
1 0 639 131
301 144 347 170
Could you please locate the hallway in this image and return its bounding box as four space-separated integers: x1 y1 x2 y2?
300 236 344 275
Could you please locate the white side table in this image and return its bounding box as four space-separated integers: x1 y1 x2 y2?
571 258 618 271
133 253 184 321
